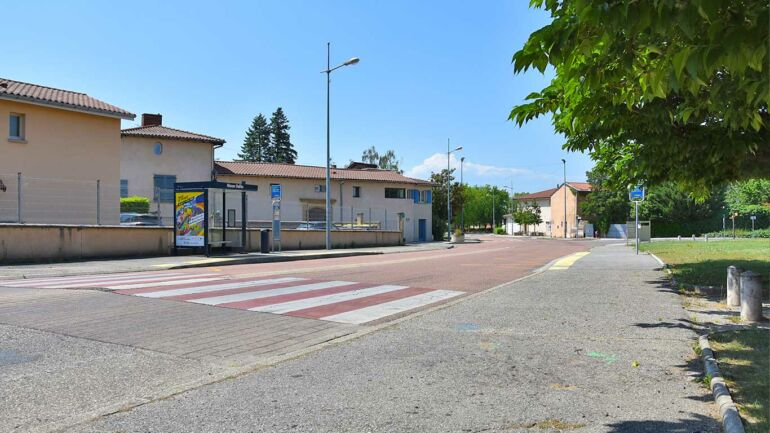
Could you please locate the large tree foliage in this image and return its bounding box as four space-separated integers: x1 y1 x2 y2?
580 167 631 235
725 178 770 228
511 0 769 195
268 107 297 164
238 114 270 162
513 201 543 234
462 185 511 229
638 182 726 235
360 146 403 173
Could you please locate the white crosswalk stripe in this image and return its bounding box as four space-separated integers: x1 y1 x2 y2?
249 285 408 314
186 281 357 305
132 277 306 298
320 290 463 324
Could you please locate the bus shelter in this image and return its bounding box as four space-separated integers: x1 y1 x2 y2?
173 181 258 256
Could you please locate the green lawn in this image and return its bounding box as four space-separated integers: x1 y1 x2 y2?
709 329 770 433
640 239 770 290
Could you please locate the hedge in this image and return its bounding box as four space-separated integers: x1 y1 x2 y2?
120 196 150 213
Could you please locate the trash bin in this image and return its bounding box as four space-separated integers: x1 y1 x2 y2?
260 229 270 253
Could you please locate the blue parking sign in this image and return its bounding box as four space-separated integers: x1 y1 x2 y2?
629 186 645 201
270 184 282 200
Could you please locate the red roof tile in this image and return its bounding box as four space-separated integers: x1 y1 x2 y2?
215 161 431 185
514 188 558 200
122 125 225 145
568 182 592 191
0 78 134 120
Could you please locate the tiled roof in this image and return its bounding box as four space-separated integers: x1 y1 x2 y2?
568 182 592 192
215 161 432 185
121 125 225 145
0 78 134 120
514 188 558 200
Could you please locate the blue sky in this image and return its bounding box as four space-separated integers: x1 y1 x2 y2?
4 0 592 193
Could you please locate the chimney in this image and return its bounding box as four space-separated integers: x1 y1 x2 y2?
141 113 162 127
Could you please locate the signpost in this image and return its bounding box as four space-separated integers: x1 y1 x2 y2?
629 186 645 255
750 214 756 231
271 184 282 252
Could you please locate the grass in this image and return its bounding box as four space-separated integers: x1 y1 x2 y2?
709 329 770 433
640 239 770 290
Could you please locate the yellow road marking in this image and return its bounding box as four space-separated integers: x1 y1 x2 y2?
549 251 590 270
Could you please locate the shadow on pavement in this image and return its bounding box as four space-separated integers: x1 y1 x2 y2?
604 413 717 433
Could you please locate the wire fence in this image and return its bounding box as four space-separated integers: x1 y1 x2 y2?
0 172 408 232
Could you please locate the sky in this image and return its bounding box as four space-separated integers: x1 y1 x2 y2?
3 0 593 193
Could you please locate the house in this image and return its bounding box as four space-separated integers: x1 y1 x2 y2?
214 161 434 243
120 114 224 224
0 78 134 224
504 182 592 237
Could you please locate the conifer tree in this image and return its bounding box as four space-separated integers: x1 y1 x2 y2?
269 107 297 164
237 114 270 162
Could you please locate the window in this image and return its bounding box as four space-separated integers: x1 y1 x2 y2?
314 184 326 193
153 142 163 155
120 179 128 198
352 186 361 198
9 113 24 140
385 188 406 199
153 175 176 202
420 190 428 203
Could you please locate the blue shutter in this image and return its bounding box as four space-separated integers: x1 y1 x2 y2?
426 190 432 204
412 189 419 203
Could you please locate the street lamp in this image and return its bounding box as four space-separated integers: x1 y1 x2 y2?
322 43 359 250
502 184 513 235
447 139 462 241
561 158 567 238
460 157 465 234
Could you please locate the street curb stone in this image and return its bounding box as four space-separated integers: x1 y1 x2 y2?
698 334 746 433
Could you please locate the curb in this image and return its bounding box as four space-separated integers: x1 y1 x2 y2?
698 335 746 433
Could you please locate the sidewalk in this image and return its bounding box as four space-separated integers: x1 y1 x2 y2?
0 242 452 280
69 243 721 432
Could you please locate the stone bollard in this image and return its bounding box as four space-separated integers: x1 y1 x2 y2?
692 234 696 241
677 235 681 241
705 234 709 242
726 266 742 307
740 271 763 322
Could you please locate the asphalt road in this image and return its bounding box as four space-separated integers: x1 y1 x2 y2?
66 241 718 433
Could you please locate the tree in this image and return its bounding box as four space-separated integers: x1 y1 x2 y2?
513 201 542 234
725 178 770 228
580 168 632 235
638 182 726 236
238 114 271 162
510 1 769 196
430 169 463 240
269 107 297 164
360 146 403 173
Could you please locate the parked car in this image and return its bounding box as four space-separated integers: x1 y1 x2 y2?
295 222 337 230
120 213 161 226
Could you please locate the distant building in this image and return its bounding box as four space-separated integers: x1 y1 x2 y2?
120 113 224 223
0 78 134 224
504 182 592 237
215 161 434 243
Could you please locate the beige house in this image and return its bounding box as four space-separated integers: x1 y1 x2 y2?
505 182 592 237
120 114 225 224
215 161 434 243
0 78 134 224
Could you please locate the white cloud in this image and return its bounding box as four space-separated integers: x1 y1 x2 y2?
406 153 546 180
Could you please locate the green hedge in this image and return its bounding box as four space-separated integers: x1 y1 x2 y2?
705 228 770 239
120 196 150 213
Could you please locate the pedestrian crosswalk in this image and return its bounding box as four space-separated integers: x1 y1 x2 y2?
0 272 463 324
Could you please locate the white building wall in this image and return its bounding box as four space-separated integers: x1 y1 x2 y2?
217 175 433 243
507 197 552 235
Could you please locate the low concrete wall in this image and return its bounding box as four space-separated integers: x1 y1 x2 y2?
0 224 403 263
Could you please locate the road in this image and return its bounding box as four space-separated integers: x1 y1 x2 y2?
0 237 718 432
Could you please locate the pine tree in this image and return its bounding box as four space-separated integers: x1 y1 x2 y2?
237 114 270 162
269 107 297 164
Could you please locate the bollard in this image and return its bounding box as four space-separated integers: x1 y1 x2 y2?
740 271 763 322
705 234 708 242
692 234 696 240
726 266 742 307
677 235 681 241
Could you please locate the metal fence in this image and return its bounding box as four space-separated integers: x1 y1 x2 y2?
0 172 406 232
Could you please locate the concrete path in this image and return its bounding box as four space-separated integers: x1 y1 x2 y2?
68 243 719 433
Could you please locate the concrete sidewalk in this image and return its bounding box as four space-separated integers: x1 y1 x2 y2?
0 242 452 280
69 243 720 432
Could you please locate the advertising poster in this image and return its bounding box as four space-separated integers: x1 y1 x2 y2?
175 191 205 247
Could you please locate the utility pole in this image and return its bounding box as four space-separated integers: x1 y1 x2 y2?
492 187 496 232
561 159 567 238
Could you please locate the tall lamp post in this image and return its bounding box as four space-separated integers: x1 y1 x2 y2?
322 43 359 250
447 139 463 241
561 158 567 238
502 184 513 234
460 157 465 233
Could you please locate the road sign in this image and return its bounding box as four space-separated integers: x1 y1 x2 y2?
750 215 757 221
270 184 282 200
629 186 645 201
